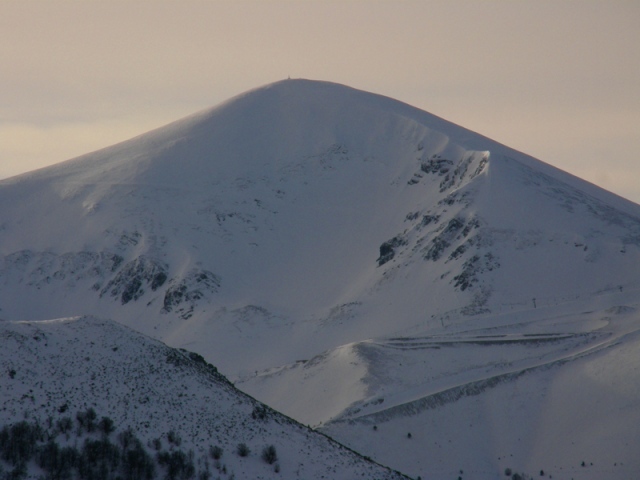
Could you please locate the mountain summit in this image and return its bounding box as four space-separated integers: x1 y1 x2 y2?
2 79 640 478
1 79 638 344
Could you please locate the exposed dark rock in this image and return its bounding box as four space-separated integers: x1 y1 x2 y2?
164 284 188 310
424 218 464 261
453 255 481 291
100 256 168 305
439 193 458 205
151 272 168 290
420 157 453 176
453 253 500 291
470 154 489 178
162 269 220 319
424 237 450 262
443 218 464 235
461 217 480 237
439 156 473 192
448 243 469 261
378 236 408 266
424 217 481 262
420 214 440 228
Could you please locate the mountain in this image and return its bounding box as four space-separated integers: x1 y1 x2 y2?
1 79 640 479
0 315 407 480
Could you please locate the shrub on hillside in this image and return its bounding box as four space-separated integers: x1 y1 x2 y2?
261 445 277 465
236 443 250 457
209 445 223 460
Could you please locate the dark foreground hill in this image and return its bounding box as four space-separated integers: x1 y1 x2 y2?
0 316 407 480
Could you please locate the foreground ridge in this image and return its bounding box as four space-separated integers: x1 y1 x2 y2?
0 316 409 479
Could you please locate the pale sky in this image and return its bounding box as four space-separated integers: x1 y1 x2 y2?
2 1 639 203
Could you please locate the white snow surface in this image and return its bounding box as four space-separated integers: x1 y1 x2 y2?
1 79 640 479
0 315 407 479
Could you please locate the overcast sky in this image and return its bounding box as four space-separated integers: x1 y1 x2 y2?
2 1 639 203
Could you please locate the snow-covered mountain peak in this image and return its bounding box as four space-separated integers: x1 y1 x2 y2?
2 79 640 479
1 79 639 352
2 79 497 190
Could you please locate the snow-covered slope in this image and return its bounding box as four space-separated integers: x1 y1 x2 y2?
1 79 638 368
317 302 640 480
2 79 640 479
0 316 407 480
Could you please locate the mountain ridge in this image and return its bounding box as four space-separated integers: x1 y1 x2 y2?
0 315 409 480
2 79 639 363
1 78 638 358
2 79 640 479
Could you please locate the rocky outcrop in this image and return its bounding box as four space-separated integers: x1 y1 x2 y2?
162 269 220 319
100 256 168 304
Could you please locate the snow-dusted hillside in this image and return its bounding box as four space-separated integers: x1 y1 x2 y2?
2 79 640 479
317 302 640 480
0 316 407 480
